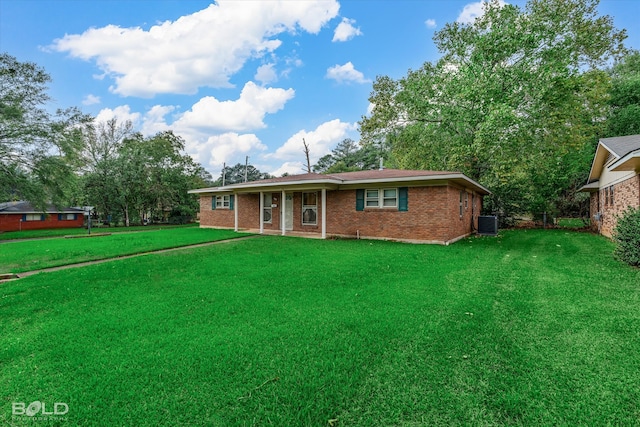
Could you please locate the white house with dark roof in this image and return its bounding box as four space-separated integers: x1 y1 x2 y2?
580 134 640 237
189 169 490 244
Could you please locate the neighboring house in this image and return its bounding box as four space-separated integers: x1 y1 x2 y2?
189 169 490 244
580 134 640 237
0 201 85 232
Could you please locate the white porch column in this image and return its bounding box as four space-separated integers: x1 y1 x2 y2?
321 188 327 239
234 192 238 232
259 191 264 234
281 190 286 236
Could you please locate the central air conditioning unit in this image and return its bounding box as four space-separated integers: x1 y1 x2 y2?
478 215 498 236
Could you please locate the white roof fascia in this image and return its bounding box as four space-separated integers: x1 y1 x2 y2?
339 173 490 194
187 187 233 194
189 173 491 195
610 150 640 172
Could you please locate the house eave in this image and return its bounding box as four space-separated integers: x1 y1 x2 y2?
578 181 600 193
188 173 491 195
610 151 640 173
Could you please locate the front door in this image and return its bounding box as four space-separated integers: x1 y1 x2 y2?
285 193 293 230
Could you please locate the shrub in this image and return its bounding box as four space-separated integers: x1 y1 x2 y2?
613 206 640 267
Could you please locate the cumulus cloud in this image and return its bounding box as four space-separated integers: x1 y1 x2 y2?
332 17 362 42
188 132 267 171
255 63 278 85
95 105 141 125
82 94 101 105
174 82 294 132
326 62 369 84
425 19 437 29
457 0 507 24
51 0 339 97
267 119 356 164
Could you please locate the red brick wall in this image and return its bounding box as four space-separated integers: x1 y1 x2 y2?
198 185 483 243
0 213 84 232
199 196 235 229
592 174 640 238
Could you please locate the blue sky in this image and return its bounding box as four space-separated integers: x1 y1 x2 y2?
1 0 638 177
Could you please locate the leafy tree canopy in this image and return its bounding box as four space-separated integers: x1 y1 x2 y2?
606 50 640 137
213 163 273 186
313 138 391 173
359 0 627 220
0 52 91 208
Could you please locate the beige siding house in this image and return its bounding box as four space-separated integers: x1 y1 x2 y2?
581 134 640 237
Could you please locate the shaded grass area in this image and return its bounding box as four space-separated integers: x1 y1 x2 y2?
1 230 639 425
0 222 198 241
0 228 246 273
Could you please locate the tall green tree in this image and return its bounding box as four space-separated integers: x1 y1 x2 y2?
606 50 640 137
116 131 203 226
0 53 90 208
82 118 133 223
360 0 626 220
213 163 272 186
313 138 390 173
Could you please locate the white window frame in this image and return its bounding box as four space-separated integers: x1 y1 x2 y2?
215 195 230 209
263 193 272 223
302 192 318 225
25 214 42 221
365 188 398 208
61 213 76 220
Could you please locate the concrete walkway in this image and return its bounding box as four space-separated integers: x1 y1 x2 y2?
4 235 260 281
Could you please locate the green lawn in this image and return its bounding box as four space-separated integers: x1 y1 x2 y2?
0 222 198 241
1 230 639 425
0 227 246 273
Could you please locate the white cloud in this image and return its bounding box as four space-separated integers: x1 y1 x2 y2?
425 19 437 29
255 63 278 85
366 102 375 116
140 105 175 135
457 1 506 24
326 62 369 84
270 161 307 177
51 0 339 97
175 82 294 132
189 132 267 171
267 119 356 164
95 105 141 126
82 94 101 105
332 17 362 42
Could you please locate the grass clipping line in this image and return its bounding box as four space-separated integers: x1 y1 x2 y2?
237 377 280 400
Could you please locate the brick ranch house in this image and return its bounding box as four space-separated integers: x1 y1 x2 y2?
0 201 85 232
189 169 490 244
580 134 640 237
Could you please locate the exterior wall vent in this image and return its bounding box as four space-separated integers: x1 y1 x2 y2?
478 215 498 236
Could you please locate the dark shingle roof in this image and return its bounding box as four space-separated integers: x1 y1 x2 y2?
0 201 84 214
600 134 640 158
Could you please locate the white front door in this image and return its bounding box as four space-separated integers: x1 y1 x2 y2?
285 193 293 230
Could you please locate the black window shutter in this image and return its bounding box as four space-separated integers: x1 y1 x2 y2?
399 187 408 211
229 195 234 211
356 189 365 211
58 214 62 221
211 196 216 210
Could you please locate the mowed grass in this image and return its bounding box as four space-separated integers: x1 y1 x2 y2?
0 227 246 273
1 230 639 425
0 222 198 241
